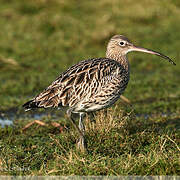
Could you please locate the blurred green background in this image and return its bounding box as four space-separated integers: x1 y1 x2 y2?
0 0 180 114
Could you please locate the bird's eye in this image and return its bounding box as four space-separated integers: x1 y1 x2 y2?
119 41 125 46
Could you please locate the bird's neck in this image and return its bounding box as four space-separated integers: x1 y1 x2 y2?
106 51 129 71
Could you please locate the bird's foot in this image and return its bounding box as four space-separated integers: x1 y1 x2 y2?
77 136 86 153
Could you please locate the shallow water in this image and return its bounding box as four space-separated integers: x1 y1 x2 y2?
0 119 13 128
136 112 178 120
0 109 178 128
0 108 63 127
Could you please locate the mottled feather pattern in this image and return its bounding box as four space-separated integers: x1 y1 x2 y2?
24 58 129 112
22 35 175 152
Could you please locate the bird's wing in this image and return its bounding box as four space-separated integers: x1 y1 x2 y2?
23 58 128 110
76 59 129 109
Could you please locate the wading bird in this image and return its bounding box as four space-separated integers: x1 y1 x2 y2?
23 35 175 152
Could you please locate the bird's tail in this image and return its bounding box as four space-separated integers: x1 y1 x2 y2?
22 100 38 111
22 87 63 111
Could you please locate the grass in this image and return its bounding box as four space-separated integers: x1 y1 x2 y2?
0 108 180 175
0 0 179 176
0 108 179 175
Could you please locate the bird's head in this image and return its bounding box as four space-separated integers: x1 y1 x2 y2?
106 35 176 65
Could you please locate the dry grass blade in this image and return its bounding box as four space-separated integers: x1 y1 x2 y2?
120 95 131 105
85 106 128 133
22 120 47 131
166 135 180 152
0 56 19 66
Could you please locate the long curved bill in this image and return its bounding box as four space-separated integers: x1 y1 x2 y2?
130 45 176 66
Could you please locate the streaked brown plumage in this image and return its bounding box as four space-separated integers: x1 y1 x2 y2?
23 35 175 151
24 58 129 112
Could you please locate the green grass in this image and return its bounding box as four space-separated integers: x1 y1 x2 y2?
0 108 179 175
0 0 179 176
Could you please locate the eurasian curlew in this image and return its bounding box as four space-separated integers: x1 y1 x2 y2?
23 35 176 151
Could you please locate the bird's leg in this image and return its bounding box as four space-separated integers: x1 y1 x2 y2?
67 109 85 152
66 109 84 136
77 113 85 151
79 113 85 134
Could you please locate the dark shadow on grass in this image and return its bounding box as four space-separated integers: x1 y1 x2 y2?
134 96 180 104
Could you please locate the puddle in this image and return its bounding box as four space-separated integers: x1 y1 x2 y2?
0 119 13 128
136 112 177 120
0 108 178 128
0 108 64 128
0 110 15 128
